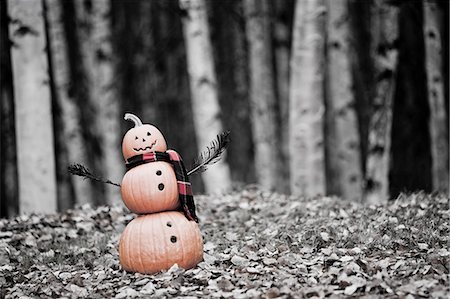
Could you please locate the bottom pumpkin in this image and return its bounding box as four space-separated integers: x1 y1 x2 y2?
119 211 203 274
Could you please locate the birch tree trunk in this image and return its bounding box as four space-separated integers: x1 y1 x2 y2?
423 0 449 193
45 0 94 207
244 0 283 191
8 0 57 213
364 0 399 203
74 0 122 205
179 0 232 193
1 0 18 217
289 0 326 197
325 0 363 201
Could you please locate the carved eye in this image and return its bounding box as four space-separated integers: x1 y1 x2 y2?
135 136 138 140
147 132 151 136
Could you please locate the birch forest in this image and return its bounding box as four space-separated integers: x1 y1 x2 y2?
1 0 448 217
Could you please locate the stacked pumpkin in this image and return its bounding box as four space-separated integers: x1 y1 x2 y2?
119 113 203 274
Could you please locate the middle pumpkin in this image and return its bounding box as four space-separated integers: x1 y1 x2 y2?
121 162 180 214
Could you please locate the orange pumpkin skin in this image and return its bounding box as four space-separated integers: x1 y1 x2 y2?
122 124 167 161
121 162 179 214
119 211 203 274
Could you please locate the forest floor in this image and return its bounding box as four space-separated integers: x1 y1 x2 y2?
0 187 449 298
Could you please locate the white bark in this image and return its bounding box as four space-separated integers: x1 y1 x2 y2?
244 0 283 191
289 0 326 197
74 0 123 204
8 0 57 213
325 0 363 201
45 0 94 205
180 0 232 192
423 0 449 193
365 0 399 203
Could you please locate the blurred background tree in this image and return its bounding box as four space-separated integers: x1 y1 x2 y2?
0 0 448 217
289 0 326 197
6 0 57 214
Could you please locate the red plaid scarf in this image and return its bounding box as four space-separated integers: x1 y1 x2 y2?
125 150 198 222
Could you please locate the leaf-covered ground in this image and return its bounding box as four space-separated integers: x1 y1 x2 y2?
0 188 449 298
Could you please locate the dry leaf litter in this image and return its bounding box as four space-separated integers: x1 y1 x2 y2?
0 187 449 298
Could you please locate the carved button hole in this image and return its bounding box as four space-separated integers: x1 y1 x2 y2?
166 222 172 227
158 183 164 191
170 236 177 243
156 170 162 176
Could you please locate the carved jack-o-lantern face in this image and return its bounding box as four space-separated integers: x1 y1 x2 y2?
122 113 167 160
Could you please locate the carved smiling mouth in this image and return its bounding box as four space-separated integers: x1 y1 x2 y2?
133 140 157 152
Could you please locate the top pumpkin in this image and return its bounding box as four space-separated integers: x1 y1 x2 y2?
122 113 167 160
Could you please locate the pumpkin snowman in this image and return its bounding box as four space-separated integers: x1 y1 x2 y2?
68 112 229 274
119 113 202 274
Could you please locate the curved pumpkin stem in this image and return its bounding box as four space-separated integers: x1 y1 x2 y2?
124 113 143 127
